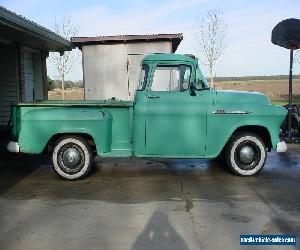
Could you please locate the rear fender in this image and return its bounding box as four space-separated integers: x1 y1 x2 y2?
18 108 112 154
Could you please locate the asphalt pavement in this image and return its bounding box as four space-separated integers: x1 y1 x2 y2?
0 144 299 250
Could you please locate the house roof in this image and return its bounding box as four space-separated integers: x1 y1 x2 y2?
0 6 71 51
71 33 183 52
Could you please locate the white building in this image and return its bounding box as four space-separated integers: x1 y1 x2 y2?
72 34 183 100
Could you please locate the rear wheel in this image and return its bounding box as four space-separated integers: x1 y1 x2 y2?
226 133 267 176
52 136 93 180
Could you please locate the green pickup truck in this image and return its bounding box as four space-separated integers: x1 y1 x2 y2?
7 54 287 180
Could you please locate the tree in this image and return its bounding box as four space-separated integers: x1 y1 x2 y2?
48 17 79 100
47 76 55 91
195 8 228 87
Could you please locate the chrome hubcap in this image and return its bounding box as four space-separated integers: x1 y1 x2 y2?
62 148 81 168
239 146 255 164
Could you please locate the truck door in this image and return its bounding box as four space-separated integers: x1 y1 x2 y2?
145 63 208 157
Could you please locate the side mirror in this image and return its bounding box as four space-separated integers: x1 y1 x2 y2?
190 84 196 96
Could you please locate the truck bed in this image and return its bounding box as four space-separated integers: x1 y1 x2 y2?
15 100 134 107
11 100 134 157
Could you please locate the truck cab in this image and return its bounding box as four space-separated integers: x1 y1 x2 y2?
7 54 288 180
133 54 210 157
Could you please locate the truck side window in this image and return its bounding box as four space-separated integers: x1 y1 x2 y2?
151 65 190 92
137 64 149 91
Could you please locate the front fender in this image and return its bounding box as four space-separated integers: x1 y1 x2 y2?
206 105 287 157
18 108 112 154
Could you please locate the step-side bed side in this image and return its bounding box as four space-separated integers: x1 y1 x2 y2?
10 101 134 157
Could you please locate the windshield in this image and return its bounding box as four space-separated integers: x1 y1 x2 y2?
137 64 149 90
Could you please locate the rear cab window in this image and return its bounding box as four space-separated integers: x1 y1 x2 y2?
137 64 149 91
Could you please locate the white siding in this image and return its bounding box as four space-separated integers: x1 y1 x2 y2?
127 54 144 98
125 42 171 54
24 51 34 102
83 44 128 100
33 52 43 100
0 44 17 127
83 41 172 101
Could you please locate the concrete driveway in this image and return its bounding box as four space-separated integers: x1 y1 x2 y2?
0 144 299 250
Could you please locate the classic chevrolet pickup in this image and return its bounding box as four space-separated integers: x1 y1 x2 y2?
7 54 287 180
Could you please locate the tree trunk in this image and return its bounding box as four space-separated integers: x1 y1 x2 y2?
209 65 214 88
61 73 65 100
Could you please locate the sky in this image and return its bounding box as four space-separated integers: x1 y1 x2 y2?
1 0 300 80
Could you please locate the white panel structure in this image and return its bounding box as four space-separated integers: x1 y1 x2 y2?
83 44 128 100
0 44 18 126
82 41 172 101
126 41 171 54
127 54 143 99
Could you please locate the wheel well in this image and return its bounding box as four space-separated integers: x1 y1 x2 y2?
231 126 272 151
44 133 96 153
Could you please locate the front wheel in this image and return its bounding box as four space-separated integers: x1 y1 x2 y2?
52 136 93 180
225 133 267 176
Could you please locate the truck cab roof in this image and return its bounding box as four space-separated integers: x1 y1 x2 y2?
143 53 198 64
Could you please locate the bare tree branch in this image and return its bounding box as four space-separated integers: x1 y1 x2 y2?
47 16 79 100
195 8 228 87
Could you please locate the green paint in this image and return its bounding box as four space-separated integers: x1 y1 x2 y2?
10 54 287 158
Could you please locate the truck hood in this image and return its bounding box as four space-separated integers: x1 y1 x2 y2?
214 90 270 105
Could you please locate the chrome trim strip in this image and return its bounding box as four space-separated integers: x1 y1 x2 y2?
212 110 252 114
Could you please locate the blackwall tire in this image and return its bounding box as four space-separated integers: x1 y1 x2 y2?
52 136 93 180
214 152 226 166
226 133 267 176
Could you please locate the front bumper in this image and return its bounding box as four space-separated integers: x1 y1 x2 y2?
276 141 287 153
7 141 20 153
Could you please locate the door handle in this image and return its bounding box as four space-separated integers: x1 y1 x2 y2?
148 95 160 99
